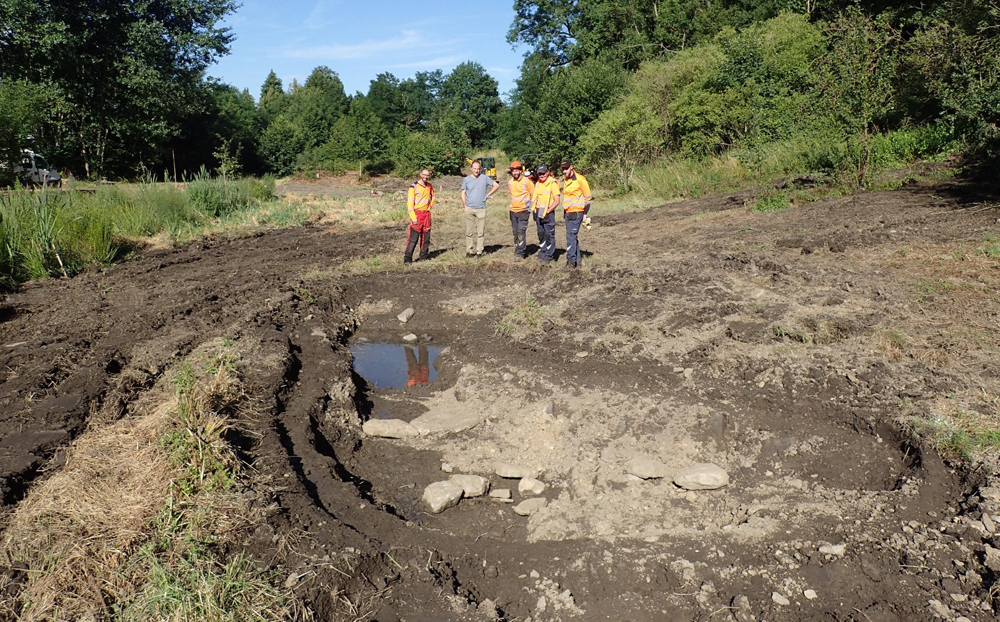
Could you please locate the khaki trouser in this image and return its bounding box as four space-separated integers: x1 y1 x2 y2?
464 207 487 254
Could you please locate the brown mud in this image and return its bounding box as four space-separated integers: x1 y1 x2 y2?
2 174 1000 620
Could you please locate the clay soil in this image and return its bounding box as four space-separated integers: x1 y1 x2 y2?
2 172 1000 621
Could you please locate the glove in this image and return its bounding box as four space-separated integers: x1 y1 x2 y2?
582 215 592 231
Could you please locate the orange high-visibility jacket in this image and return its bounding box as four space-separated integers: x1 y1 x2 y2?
508 176 535 212
407 182 435 220
562 173 592 214
531 177 560 215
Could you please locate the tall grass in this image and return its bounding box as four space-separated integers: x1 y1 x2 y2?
614 123 957 206
0 175 277 286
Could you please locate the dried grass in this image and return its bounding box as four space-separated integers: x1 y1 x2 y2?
0 403 176 620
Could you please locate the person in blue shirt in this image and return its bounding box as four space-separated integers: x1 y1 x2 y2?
461 160 500 257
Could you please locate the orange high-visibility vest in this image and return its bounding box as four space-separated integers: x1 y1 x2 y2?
407 182 435 219
531 177 560 215
508 177 535 212
562 173 592 213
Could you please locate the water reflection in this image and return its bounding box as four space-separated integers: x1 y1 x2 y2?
350 342 443 389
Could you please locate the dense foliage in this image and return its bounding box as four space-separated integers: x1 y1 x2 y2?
2 0 999 184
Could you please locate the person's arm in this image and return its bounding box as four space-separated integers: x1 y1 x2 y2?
486 179 500 199
581 177 593 215
428 184 436 210
461 188 468 209
407 187 417 224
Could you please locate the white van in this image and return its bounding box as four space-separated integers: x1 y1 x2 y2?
13 150 61 187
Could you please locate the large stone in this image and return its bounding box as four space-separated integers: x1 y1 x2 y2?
496 463 539 479
397 308 415 323
410 410 484 434
984 544 1000 572
423 481 464 514
628 456 669 480
450 474 490 498
673 463 730 490
362 419 419 438
513 497 547 516
519 477 547 496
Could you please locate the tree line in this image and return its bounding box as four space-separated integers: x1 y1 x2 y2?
2 1 999 186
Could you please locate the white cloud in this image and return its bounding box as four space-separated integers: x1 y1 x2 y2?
385 55 466 71
281 29 462 61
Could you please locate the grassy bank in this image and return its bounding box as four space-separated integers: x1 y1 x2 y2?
0 339 304 620
0 175 281 287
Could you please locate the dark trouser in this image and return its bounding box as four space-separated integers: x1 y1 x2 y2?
534 210 556 262
510 210 529 257
565 212 583 266
404 211 431 262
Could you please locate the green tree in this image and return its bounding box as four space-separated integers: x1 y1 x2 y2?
0 80 54 184
581 95 664 189
323 99 390 175
259 115 305 176
435 62 503 148
259 70 289 125
0 0 237 178
284 66 350 148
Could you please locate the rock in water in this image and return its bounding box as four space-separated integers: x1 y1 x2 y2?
673 463 730 490
423 481 464 514
628 456 668 480
362 419 419 438
449 474 490 497
513 497 547 516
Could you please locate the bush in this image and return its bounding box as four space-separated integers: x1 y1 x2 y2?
187 169 274 217
390 131 464 176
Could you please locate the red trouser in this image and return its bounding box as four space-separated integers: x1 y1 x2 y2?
404 210 431 261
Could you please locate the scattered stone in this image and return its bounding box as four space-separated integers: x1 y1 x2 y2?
949 593 968 602
788 478 807 490
983 544 1000 572
496 463 539 479
513 497 547 516
478 599 498 617
543 401 555 416
397 307 415 323
730 595 754 622
819 543 847 557
502 372 514 381
673 366 685 373
536 595 547 612
771 592 790 606
683 367 694 379
489 488 512 501
410 410 484 434
422 481 464 514
955 617 973 622
674 463 730 490
285 571 303 589
402 333 418 342
530 570 540 578
519 477 547 496
628 456 668 480
803 589 817 600
576 351 589 358
362 419 419 438
927 599 953 619
450 474 490 498
685 491 699 503
441 462 454 473
983 513 996 534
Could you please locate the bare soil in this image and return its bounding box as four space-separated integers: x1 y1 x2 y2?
3 173 1000 621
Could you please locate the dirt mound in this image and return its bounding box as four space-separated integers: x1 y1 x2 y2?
2 177 999 620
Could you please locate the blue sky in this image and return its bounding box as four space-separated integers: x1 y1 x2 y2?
208 0 528 102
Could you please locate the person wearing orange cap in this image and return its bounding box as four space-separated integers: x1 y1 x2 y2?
506 161 535 260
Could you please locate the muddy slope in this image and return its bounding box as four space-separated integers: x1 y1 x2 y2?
2 179 1000 621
